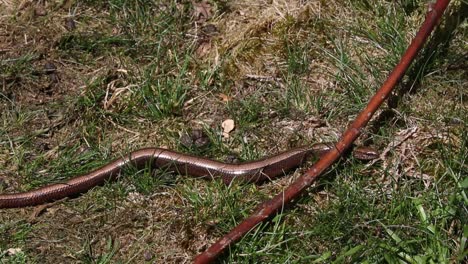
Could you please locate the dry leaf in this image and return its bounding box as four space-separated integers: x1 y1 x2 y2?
7 248 22 256
29 204 50 221
28 199 63 223
222 119 235 138
62 0 76 10
196 40 212 57
192 0 212 22
218 93 232 102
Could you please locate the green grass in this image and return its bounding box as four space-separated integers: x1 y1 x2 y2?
0 0 466 263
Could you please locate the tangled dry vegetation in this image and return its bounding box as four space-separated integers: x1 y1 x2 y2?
0 0 466 263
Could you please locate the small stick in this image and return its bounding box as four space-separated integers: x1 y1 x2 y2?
194 1 451 263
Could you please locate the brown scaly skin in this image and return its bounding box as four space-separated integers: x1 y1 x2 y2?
0 143 377 209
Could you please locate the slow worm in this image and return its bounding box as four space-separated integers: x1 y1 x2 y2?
0 143 378 208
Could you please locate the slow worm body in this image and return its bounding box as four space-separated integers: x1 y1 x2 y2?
0 143 377 209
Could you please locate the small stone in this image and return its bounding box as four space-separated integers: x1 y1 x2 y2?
143 251 153 261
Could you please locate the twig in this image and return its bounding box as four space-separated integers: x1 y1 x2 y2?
194 1 451 263
245 74 282 82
